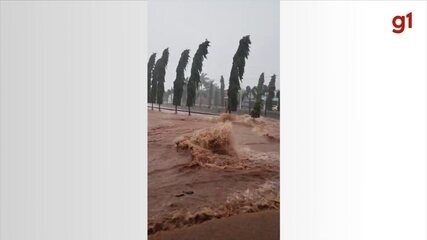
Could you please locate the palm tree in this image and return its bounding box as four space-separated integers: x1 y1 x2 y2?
200 73 210 88
147 53 156 104
173 49 190 113
228 35 251 112
265 74 276 115
186 40 210 115
251 73 264 118
196 73 209 107
155 48 169 111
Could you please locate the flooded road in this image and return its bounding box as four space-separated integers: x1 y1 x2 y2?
148 110 280 235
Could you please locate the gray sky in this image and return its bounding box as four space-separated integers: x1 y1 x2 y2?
148 0 279 90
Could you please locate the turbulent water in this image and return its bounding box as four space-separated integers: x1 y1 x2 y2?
148 110 280 235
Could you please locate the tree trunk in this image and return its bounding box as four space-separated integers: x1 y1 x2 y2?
175 105 177 114
151 102 153 110
188 106 191 116
158 104 161 111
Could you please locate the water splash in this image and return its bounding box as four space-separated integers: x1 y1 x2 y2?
175 122 247 169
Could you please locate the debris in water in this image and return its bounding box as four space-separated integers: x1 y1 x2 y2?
175 122 247 169
217 113 236 122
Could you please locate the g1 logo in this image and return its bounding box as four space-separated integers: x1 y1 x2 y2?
392 12 412 34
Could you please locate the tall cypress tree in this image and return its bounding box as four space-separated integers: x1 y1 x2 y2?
262 84 268 96
186 40 210 115
147 53 156 103
182 78 188 106
220 76 225 108
155 48 169 111
173 49 190 113
251 73 264 118
276 90 280 111
227 35 251 112
265 74 276 112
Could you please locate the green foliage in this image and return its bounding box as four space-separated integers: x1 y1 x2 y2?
150 61 160 104
147 53 156 103
173 49 190 106
187 40 210 107
251 73 264 118
187 80 196 107
182 78 188 105
276 90 280 111
251 101 261 118
262 84 268 95
265 74 276 111
154 48 169 105
228 35 251 112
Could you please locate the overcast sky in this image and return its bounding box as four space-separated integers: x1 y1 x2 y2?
148 0 279 90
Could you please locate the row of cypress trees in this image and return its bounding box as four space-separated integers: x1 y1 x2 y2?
250 73 277 118
148 48 169 111
147 35 277 117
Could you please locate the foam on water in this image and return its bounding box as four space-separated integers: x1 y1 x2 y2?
148 180 279 235
175 122 248 169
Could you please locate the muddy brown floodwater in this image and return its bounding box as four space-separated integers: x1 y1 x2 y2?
148 110 280 237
